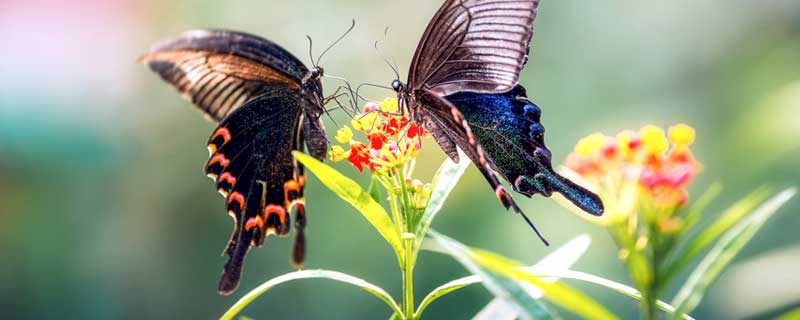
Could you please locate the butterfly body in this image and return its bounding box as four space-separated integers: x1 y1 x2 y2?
142 30 327 295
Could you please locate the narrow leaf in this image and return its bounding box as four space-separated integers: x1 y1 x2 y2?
221 269 403 320
670 188 796 319
414 149 470 246
680 182 723 233
478 235 593 319
367 174 383 204
542 270 695 320
417 235 591 318
429 230 555 320
471 248 619 320
293 152 403 257
661 187 771 283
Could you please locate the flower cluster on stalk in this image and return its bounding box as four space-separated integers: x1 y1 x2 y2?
329 98 427 174
560 124 700 230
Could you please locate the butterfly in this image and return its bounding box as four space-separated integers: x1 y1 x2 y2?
140 28 343 295
389 0 604 244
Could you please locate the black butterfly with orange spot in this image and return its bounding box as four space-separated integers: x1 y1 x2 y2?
141 29 340 295
390 0 604 244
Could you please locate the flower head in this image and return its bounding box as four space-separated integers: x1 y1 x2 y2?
563 124 701 225
329 98 428 173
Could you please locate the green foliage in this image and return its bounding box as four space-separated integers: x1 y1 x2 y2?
220 269 402 320
429 230 618 320
670 188 797 319
293 152 404 260
224 152 795 320
413 150 469 252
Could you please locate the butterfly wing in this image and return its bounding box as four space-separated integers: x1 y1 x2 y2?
444 86 603 216
408 0 539 96
140 30 313 122
205 88 310 295
415 88 549 243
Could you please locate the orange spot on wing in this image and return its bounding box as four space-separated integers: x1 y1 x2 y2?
298 175 306 187
208 154 230 168
495 187 507 202
245 216 264 231
211 127 232 145
283 180 301 205
227 192 245 209
264 204 287 225
219 172 237 185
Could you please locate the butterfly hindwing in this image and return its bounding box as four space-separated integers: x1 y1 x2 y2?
140 30 311 122
415 88 550 243
445 86 604 216
207 89 309 295
408 0 539 96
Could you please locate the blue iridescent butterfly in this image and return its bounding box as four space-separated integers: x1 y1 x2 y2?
391 0 604 244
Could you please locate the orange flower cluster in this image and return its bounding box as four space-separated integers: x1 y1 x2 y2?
565 124 700 208
328 98 428 173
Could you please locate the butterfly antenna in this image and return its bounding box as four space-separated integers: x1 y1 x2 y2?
355 82 393 105
316 19 356 66
306 35 316 67
373 39 401 82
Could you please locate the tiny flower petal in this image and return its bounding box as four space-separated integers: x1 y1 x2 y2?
335 126 353 144
328 145 348 162
640 125 668 154
668 123 695 147
363 102 379 113
379 98 399 113
575 133 606 157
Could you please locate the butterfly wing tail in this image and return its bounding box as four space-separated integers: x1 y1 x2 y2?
546 173 604 216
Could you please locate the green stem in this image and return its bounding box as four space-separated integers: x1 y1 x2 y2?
402 236 415 319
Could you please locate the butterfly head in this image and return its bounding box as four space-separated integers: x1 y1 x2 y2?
391 79 406 93
309 66 324 80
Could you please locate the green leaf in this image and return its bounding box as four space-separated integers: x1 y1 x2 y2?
541 270 695 320
670 188 796 319
428 230 555 320
293 152 403 257
367 174 383 204
473 235 593 320
430 231 619 320
417 235 592 318
777 307 800 320
680 182 723 234
414 149 469 247
220 269 403 320
416 275 481 319
661 187 771 283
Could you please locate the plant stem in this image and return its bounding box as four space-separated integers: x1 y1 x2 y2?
402 236 415 319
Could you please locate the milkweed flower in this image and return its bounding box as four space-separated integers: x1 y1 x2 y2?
560 124 701 227
328 98 428 174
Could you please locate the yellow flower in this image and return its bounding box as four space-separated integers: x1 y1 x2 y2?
575 133 606 157
335 126 353 144
328 145 348 162
351 112 379 134
640 125 668 154
379 98 399 113
615 130 637 156
668 123 695 147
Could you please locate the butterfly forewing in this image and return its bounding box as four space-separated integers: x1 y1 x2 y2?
408 0 539 96
141 30 310 122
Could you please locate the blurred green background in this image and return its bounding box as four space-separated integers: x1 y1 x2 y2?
1 0 798 318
